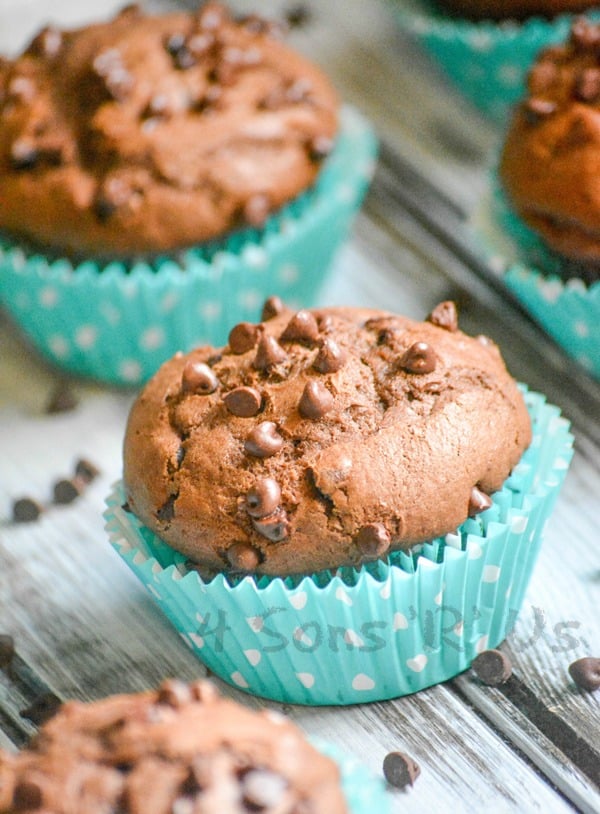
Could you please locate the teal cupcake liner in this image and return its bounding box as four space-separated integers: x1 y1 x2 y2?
312 740 389 813
389 0 600 125
104 387 572 706
0 106 377 386
476 177 600 379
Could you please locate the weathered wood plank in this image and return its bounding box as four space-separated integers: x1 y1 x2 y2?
1 0 599 812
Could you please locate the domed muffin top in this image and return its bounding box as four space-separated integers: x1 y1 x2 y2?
0 3 338 258
123 301 531 576
0 680 348 813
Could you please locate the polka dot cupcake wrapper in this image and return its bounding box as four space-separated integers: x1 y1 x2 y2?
477 176 600 380
389 0 600 125
311 740 389 813
0 105 377 385
104 387 572 705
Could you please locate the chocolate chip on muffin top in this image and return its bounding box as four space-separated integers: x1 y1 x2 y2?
123 301 531 576
0 680 348 813
0 3 338 258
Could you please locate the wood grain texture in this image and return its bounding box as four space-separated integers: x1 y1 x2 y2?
0 0 599 812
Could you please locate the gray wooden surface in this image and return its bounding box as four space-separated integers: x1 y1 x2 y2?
1 2 600 813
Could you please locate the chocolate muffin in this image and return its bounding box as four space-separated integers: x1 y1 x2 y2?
123 300 532 577
500 17 600 267
0 680 348 813
0 3 338 257
434 0 598 21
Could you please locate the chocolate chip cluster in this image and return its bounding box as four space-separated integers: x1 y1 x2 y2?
524 18 600 125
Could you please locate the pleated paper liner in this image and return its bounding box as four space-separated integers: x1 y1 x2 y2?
311 740 389 812
0 106 377 386
389 0 600 126
476 176 600 380
104 387 573 706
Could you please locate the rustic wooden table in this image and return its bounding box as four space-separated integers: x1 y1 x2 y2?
1 1 599 812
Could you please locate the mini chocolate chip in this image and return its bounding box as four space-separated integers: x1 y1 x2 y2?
427 300 458 332
299 381 334 419
280 310 319 345
156 494 176 523
468 486 492 516
575 68 600 103
226 542 261 571
165 32 186 56
7 76 35 103
10 139 39 170
309 135 334 161
285 4 312 28
182 360 218 395
196 84 222 112
229 322 259 354
20 692 62 725
382 751 421 789
400 342 436 374
27 25 62 59
45 381 78 414
472 649 512 686
92 49 133 101
317 314 334 333
252 508 289 542
529 61 558 95
246 478 281 518
94 195 118 222
105 66 134 101
74 458 101 484
0 634 15 669
53 478 83 505
524 97 557 124
244 193 271 227
12 779 43 810
175 46 197 70
157 679 192 707
355 523 391 559
242 770 288 808
189 680 219 702
198 3 227 31
223 386 262 417
239 13 279 36
94 176 134 222
253 335 287 371
313 338 345 374
245 422 284 458
187 32 215 58
12 497 44 523
261 295 285 321
568 657 600 692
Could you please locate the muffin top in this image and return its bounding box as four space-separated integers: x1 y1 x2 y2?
434 0 597 20
0 3 338 258
500 18 600 265
0 680 348 814
123 300 532 577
